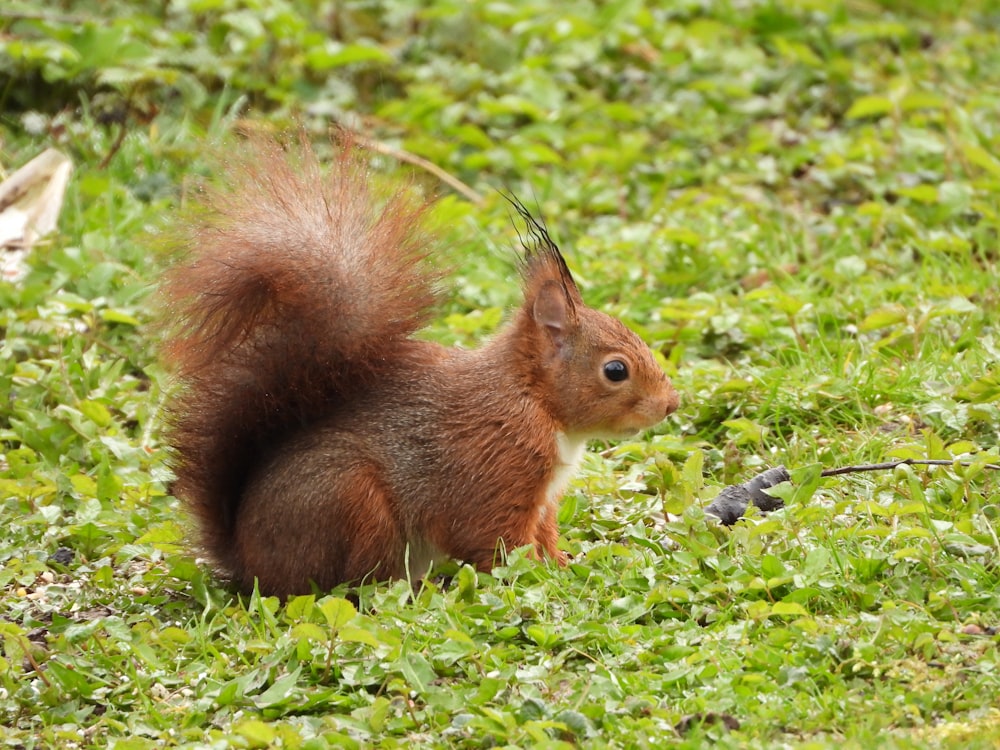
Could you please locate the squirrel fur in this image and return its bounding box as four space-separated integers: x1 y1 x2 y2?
160 136 679 597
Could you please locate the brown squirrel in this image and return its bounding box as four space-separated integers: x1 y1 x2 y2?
159 136 679 598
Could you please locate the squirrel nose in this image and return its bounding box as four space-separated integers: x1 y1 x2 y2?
663 387 680 417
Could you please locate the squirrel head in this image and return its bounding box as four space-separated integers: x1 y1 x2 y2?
510 198 680 438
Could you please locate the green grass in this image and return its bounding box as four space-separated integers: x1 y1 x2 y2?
2 0 999 747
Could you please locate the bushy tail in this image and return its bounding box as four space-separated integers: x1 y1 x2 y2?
158 134 440 573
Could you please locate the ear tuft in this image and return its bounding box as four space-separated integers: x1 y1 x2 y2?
504 193 584 306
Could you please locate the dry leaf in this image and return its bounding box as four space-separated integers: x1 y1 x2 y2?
0 148 73 282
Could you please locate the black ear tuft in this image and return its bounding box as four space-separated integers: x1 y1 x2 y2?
502 192 580 300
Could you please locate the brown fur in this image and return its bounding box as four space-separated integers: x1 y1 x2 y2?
159 136 679 597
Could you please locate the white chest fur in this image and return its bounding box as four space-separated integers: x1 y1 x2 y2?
544 431 588 505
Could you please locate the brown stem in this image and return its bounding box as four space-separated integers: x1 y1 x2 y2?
820 458 1000 477
341 131 485 206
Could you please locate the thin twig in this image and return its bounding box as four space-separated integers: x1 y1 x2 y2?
344 131 485 206
18 635 52 688
98 125 128 170
820 458 1000 477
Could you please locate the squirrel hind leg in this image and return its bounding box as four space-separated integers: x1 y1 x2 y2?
232 459 408 597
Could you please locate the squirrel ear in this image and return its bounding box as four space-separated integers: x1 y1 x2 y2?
533 279 576 346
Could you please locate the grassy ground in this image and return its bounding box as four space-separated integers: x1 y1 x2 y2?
2 1 999 747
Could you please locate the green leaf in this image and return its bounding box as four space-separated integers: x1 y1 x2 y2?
78 399 112 427
320 598 357 631
722 417 766 445
305 43 393 70
899 92 948 112
100 308 142 326
134 521 184 547
782 586 821 603
681 450 704 493
46 661 98 697
845 95 893 119
337 626 381 648
955 372 1000 403
284 595 315 621
660 226 702 246
434 630 477 664
759 555 783 580
961 143 1000 177
233 719 277 747
801 547 831 579
456 563 478 602
771 601 809 617
858 304 908 332
895 184 938 204
291 623 327 642
525 624 561 648
253 666 302 708
790 463 823 507
397 652 435 694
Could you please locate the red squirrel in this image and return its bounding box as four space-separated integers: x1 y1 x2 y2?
160 136 679 597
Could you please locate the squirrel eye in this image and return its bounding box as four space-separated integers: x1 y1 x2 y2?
603 359 629 383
